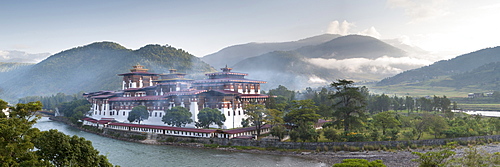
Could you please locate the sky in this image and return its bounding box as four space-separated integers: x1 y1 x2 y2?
1 0 500 61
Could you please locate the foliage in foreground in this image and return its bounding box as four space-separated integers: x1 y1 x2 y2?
0 99 115 167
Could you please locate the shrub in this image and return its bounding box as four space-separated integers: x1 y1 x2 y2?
412 149 455 167
342 132 366 142
333 159 386 167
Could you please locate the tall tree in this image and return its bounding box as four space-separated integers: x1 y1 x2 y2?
330 79 368 132
405 96 415 112
162 106 192 127
127 105 149 124
196 108 225 128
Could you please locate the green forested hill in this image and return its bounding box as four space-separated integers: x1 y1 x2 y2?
0 42 215 102
431 61 500 90
377 46 500 86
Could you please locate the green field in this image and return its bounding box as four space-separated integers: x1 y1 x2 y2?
367 85 481 98
456 103 500 111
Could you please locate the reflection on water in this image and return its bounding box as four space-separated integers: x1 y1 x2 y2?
34 117 326 167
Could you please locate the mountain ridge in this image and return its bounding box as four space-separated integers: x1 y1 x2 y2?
0 41 215 103
202 34 342 68
377 46 500 86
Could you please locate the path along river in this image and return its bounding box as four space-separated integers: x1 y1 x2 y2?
34 117 327 167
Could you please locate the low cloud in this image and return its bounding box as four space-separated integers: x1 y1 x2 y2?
0 50 10 59
307 56 432 74
0 50 51 63
308 75 327 84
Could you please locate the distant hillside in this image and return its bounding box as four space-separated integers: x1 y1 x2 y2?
0 42 215 102
430 61 500 90
202 34 341 68
377 46 500 86
0 62 33 72
232 35 414 90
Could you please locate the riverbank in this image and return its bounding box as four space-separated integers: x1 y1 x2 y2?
220 142 500 167
48 116 499 167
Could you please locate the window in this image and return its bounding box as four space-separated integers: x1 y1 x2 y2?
228 111 230 116
123 111 125 116
159 113 162 117
155 112 157 117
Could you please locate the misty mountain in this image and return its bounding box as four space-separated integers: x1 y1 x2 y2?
233 51 344 90
232 35 417 90
377 46 500 87
202 34 341 68
0 50 51 63
0 42 215 102
296 35 406 59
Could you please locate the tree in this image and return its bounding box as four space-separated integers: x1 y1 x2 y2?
425 114 448 139
372 111 401 135
33 129 113 167
265 108 284 126
284 99 320 126
196 108 226 128
162 106 192 127
268 85 295 102
405 96 415 112
323 127 340 142
244 104 266 137
330 80 368 132
0 99 114 166
57 99 90 124
0 100 47 166
269 125 287 141
128 105 149 124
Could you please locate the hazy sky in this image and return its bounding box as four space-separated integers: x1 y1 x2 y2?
1 0 500 60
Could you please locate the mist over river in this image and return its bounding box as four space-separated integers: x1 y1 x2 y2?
34 117 326 167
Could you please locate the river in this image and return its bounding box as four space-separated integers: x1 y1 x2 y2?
34 117 326 167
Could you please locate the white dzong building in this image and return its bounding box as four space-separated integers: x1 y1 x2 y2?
84 65 268 129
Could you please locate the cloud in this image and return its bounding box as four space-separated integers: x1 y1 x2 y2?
327 20 354 35
308 75 327 84
306 56 432 74
0 50 10 59
327 20 382 38
387 0 449 23
0 51 51 63
359 27 381 39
